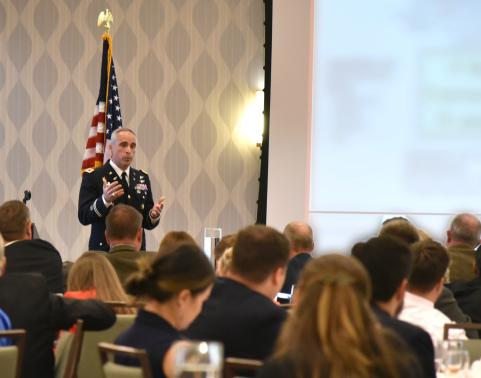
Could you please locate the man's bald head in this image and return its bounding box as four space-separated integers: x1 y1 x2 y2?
448 213 481 247
283 221 314 255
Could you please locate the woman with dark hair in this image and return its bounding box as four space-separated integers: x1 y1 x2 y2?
115 243 215 378
257 254 422 378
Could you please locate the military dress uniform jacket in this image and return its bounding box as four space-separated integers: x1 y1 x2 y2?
78 161 159 251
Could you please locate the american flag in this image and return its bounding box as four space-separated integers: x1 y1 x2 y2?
81 33 123 171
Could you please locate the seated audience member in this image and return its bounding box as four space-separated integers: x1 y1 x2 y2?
213 233 236 264
66 252 134 314
378 216 474 333
257 254 422 378
280 221 314 294
115 244 215 378
0 200 63 293
399 240 466 345
379 218 420 245
0 234 11 346
446 213 481 283
352 236 435 378
216 247 233 276
0 236 115 378
186 225 289 360
449 250 481 324
157 230 197 256
105 204 155 286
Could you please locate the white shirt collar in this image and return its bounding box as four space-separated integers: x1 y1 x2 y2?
109 160 130 180
404 291 434 309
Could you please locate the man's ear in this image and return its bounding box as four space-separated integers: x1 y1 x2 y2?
446 230 452 243
273 266 286 287
136 228 142 243
105 231 111 245
25 221 33 240
394 278 408 302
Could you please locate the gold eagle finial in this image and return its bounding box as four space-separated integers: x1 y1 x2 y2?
97 9 114 33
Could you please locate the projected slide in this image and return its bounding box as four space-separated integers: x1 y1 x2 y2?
310 0 481 249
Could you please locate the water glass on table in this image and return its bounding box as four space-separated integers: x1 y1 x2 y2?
174 341 223 378
443 349 470 377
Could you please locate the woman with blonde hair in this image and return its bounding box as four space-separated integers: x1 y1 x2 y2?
66 252 134 314
258 254 422 378
115 243 215 378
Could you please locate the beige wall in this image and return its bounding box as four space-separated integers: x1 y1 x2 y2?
267 0 313 229
0 0 264 260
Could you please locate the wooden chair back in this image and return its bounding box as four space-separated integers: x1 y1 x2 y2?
98 342 152 378
223 357 262 378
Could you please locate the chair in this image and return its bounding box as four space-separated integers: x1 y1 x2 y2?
55 320 84 378
443 323 481 340
0 329 26 378
76 314 136 378
444 323 481 362
98 342 152 378
223 357 263 378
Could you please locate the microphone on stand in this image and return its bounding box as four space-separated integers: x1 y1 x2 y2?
22 189 39 239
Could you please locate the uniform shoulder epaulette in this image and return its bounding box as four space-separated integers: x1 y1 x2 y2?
139 169 149 175
84 168 95 174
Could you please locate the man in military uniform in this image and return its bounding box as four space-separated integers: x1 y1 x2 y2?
78 128 165 251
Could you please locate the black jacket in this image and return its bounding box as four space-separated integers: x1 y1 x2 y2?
0 273 116 378
78 161 158 251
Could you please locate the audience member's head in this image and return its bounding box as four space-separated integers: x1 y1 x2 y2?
157 231 196 255
67 252 133 313
379 219 420 245
447 213 481 248
274 254 409 378
283 221 314 255
352 236 412 315
214 234 236 262
230 225 289 297
0 200 32 242
408 240 450 299
216 247 233 277
105 204 143 250
126 243 215 329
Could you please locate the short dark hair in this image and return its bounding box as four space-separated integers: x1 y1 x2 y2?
231 225 290 283
126 243 215 302
409 240 450 293
449 213 481 247
379 219 419 245
106 204 142 241
351 236 412 302
0 200 30 241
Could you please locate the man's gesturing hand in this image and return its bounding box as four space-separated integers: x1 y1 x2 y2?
102 177 124 203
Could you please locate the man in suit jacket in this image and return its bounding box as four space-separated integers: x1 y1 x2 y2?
352 236 436 378
0 234 116 378
187 225 290 360
105 204 155 286
280 221 314 295
78 128 165 251
0 200 63 293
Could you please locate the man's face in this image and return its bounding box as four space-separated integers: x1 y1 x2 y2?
110 131 136 170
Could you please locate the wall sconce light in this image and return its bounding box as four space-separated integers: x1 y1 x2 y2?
236 89 265 147
255 90 264 147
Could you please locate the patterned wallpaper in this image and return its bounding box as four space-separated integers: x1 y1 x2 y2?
0 0 264 260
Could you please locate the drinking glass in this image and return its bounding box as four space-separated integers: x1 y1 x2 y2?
174 341 223 378
443 349 470 377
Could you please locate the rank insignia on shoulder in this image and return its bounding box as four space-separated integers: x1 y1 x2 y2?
84 168 94 174
140 169 148 175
